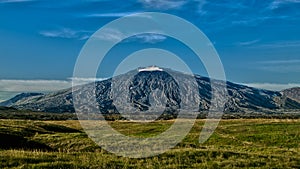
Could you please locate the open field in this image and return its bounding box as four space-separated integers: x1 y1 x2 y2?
0 119 299 168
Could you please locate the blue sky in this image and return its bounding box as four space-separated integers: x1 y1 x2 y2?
0 0 300 94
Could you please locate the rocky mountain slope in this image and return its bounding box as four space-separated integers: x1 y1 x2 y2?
282 87 300 102
1 67 300 114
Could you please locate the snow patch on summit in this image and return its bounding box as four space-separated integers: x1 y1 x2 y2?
138 66 163 72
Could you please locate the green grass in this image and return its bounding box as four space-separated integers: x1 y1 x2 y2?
0 119 299 168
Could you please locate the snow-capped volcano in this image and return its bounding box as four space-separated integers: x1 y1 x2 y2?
2 67 300 114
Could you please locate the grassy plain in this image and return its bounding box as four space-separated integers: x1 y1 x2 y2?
0 119 299 168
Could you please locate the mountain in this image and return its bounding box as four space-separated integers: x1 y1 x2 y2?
2 67 300 115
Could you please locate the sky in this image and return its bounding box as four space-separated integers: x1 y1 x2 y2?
0 0 300 97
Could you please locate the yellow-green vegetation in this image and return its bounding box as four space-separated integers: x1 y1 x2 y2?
0 119 299 168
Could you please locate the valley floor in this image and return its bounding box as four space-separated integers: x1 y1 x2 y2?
0 119 299 168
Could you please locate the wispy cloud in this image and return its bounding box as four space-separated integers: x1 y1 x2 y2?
255 59 300 73
85 12 140 18
39 28 91 40
244 83 300 91
193 0 297 29
94 28 125 42
69 77 108 85
94 28 167 43
269 0 300 9
231 15 290 27
0 77 108 93
247 40 300 49
130 34 167 44
139 0 187 10
259 59 300 64
195 0 207 15
259 65 300 73
235 39 260 46
84 12 154 19
0 79 71 92
0 0 34 3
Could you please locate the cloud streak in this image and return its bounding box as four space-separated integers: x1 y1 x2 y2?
269 0 300 9
244 83 300 91
236 39 260 46
254 40 300 48
94 28 125 42
85 12 141 18
258 59 300 64
0 77 108 93
70 77 108 85
0 0 34 3
130 34 167 44
39 28 91 40
94 28 167 43
0 79 71 92
255 59 300 73
139 0 187 10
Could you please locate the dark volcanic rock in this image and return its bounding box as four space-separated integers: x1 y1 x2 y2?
128 71 181 111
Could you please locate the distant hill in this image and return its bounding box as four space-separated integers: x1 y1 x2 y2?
0 93 44 107
282 87 300 102
1 67 300 115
